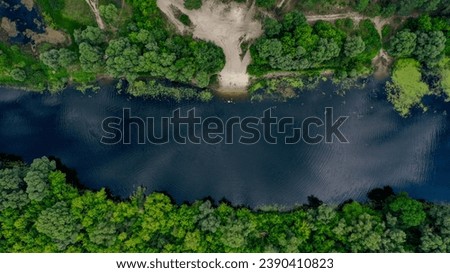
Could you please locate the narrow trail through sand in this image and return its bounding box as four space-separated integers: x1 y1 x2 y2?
157 0 408 91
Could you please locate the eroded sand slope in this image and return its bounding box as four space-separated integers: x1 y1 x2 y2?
157 0 263 92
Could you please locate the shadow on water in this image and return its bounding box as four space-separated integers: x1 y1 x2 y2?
0 78 449 207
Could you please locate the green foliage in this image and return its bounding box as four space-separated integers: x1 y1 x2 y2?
355 0 369 12
250 13 380 78
344 36 366 58
128 80 212 102
40 48 77 70
0 43 48 90
387 59 430 116
178 14 192 26
105 38 140 78
255 0 276 8
99 4 119 25
74 26 105 45
250 77 303 100
388 193 426 228
24 157 56 202
36 201 80 249
1 157 450 253
79 42 104 72
184 0 202 10
35 0 95 33
388 30 417 57
439 58 450 98
414 31 446 66
9 68 26 82
0 167 29 210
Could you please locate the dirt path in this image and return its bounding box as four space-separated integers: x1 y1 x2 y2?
157 0 262 93
305 13 395 76
156 2 405 91
306 12 366 23
277 0 286 8
85 0 105 30
305 13 389 38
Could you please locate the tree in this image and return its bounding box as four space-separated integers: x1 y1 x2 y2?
0 167 29 210
79 42 104 71
36 202 80 249
10 68 26 82
282 12 306 32
85 0 105 29
40 49 77 70
344 36 366 58
388 193 426 228
333 213 384 252
58 49 77 68
355 0 369 12
311 38 341 64
39 49 60 70
264 18 282 38
256 0 276 9
71 190 117 249
397 0 426 16
388 30 417 57
74 26 105 45
255 39 283 60
414 31 446 66
184 0 202 10
105 38 140 78
24 157 56 202
99 4 118 25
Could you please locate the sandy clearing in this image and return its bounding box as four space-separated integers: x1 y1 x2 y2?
1 17 18 37
157 0 263 93
372 49 393 79
25 27 67 45
306 12 366 24
306 13 398 38
21 0 34 11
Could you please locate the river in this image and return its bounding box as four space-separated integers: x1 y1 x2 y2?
0 79 449 207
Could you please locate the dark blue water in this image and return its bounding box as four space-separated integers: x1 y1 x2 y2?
0 0 45 44
0 80 449 206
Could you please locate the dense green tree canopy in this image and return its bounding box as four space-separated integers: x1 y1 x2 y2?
388 30 417 57
1 157 449 253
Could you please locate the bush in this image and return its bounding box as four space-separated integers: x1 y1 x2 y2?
10 68 26 82
184 0 202 10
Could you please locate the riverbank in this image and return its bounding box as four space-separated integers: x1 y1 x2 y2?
0 0 449 114
1 155 449 253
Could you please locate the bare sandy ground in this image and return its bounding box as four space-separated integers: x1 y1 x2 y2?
157 0 263 92
156 2 410 92
21 0 34 11
306 12 366 23
25 27 67 45
1 17 18 37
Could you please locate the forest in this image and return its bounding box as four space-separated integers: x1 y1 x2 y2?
0 156 449 253
1 0 225 100
0 0 449 110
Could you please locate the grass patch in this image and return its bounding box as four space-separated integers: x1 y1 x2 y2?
61 0 96 26
0 43 48 91
36 0 121 34
387 59 430 116
35 0 93 34
440 58 450 98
